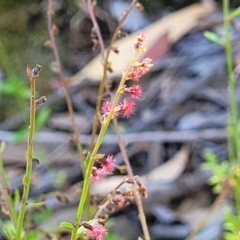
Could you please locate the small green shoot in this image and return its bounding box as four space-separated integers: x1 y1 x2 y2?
228 6 240 20
202 150 229 193
204 31 225 46
59 222 74 230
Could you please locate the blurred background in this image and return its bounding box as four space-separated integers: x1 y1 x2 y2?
1 0 240 239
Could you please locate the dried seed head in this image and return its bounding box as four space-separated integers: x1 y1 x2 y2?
35 96 47 108
52 24 59 35
32 64 42 78
135 2 144 11
111 46 119 54
44 39 53 49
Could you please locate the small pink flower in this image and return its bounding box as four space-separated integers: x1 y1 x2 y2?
124 85 142 99
112 194 126 207
100 155 116 173
84 221 108 240
101 101 120 123
135 58 153 74
118 98 135 118
127 68 144 81
134 32 147 50
102 101 113 114
90 167 104 183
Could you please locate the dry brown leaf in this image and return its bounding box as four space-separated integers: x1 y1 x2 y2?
141 144 190 183
91 144 190 195
70 3 215 85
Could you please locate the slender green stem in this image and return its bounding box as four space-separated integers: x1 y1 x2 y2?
223 0 239 163
15 67 38 239
71 51 141 240
0 144 17 229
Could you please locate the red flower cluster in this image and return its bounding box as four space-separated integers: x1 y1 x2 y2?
102 98 136 120
90 155 116 183
124 85 142 99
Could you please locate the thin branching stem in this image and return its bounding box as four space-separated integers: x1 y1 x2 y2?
113 118 150 240
47 0 85 173
87 0 105 60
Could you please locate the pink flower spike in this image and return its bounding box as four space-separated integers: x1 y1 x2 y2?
125 85 142 99
101 155 116 174
85 221 108 240
119 98 135 118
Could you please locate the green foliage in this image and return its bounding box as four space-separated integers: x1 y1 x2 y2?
13 107 51 142
24 231 38 240
203 150 240 239
228 6 240 20
0 33 29 102
202 150 229 193
204 31 224 46
0 76 30 100
1 221 16 240
33 208 52 224
224 209 240 240
13 189 20 206
59 222 74 230
105 220 125 240
35 107 51 129
53 170 67 188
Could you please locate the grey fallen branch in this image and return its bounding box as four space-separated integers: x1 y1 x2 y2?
0 128 227 144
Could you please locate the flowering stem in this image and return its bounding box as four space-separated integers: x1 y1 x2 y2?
89 0 137 152
15 65 39 239
71 50 141 240
113 117 150 240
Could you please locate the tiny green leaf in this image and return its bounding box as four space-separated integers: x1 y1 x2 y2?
3 227 14 240
229 6 240 20
93 153 105 160
27 202 45 208
14 189 20 206
59 221 74 230
204 31 224 46
22 175 27 185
